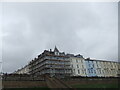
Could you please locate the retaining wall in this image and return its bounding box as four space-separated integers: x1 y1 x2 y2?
3 78 119 88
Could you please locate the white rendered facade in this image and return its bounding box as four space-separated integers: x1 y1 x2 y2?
14 65 30 74
70 56 87 77
100 61 118 77
89 60 119 77
93 60 102 77
70 58 119 77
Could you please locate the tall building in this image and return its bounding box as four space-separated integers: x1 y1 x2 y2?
29 47 72 78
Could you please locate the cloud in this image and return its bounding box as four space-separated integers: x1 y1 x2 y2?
1 2 118 73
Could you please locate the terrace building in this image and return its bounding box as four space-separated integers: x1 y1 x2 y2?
14 47 120 78
14 65 30 74
85 58 97 77
70 55 87 77
84 59 119 77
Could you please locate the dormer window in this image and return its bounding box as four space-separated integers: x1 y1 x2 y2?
55 52 59 55
54 46 59 55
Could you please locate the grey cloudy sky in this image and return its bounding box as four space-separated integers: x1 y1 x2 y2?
1 2 118 73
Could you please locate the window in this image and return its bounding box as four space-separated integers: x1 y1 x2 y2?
74 69 75 73
97 64 99 67
99 69 101 74
88 69 90 73
89 64 91 67
94 70 96 74
77 65 79 68
84 69 86 74
82 70 84 74
102 70 104 74
82 65 84 68
76 59 78 63
91 69 93 73
71 65 73 68
78 70 80 74
81 60 83 63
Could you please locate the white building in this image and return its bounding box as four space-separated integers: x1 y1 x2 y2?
90 59 119 77
70 55 87 77
70 57 119 77
14 65 30 74
93 60 103 77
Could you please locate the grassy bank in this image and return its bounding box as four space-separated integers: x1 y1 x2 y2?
2 87 50 90
2 83 118 89
71 83 118 88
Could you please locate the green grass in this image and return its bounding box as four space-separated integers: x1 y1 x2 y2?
71 83 119 88
3 84 119 89
2 87 50 90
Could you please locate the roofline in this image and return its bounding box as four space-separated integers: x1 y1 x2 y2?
85 58 118 63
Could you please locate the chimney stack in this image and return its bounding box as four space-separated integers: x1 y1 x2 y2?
50 49 52 52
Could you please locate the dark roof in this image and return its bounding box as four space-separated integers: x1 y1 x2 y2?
54 46 59 52
85 58 118 63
